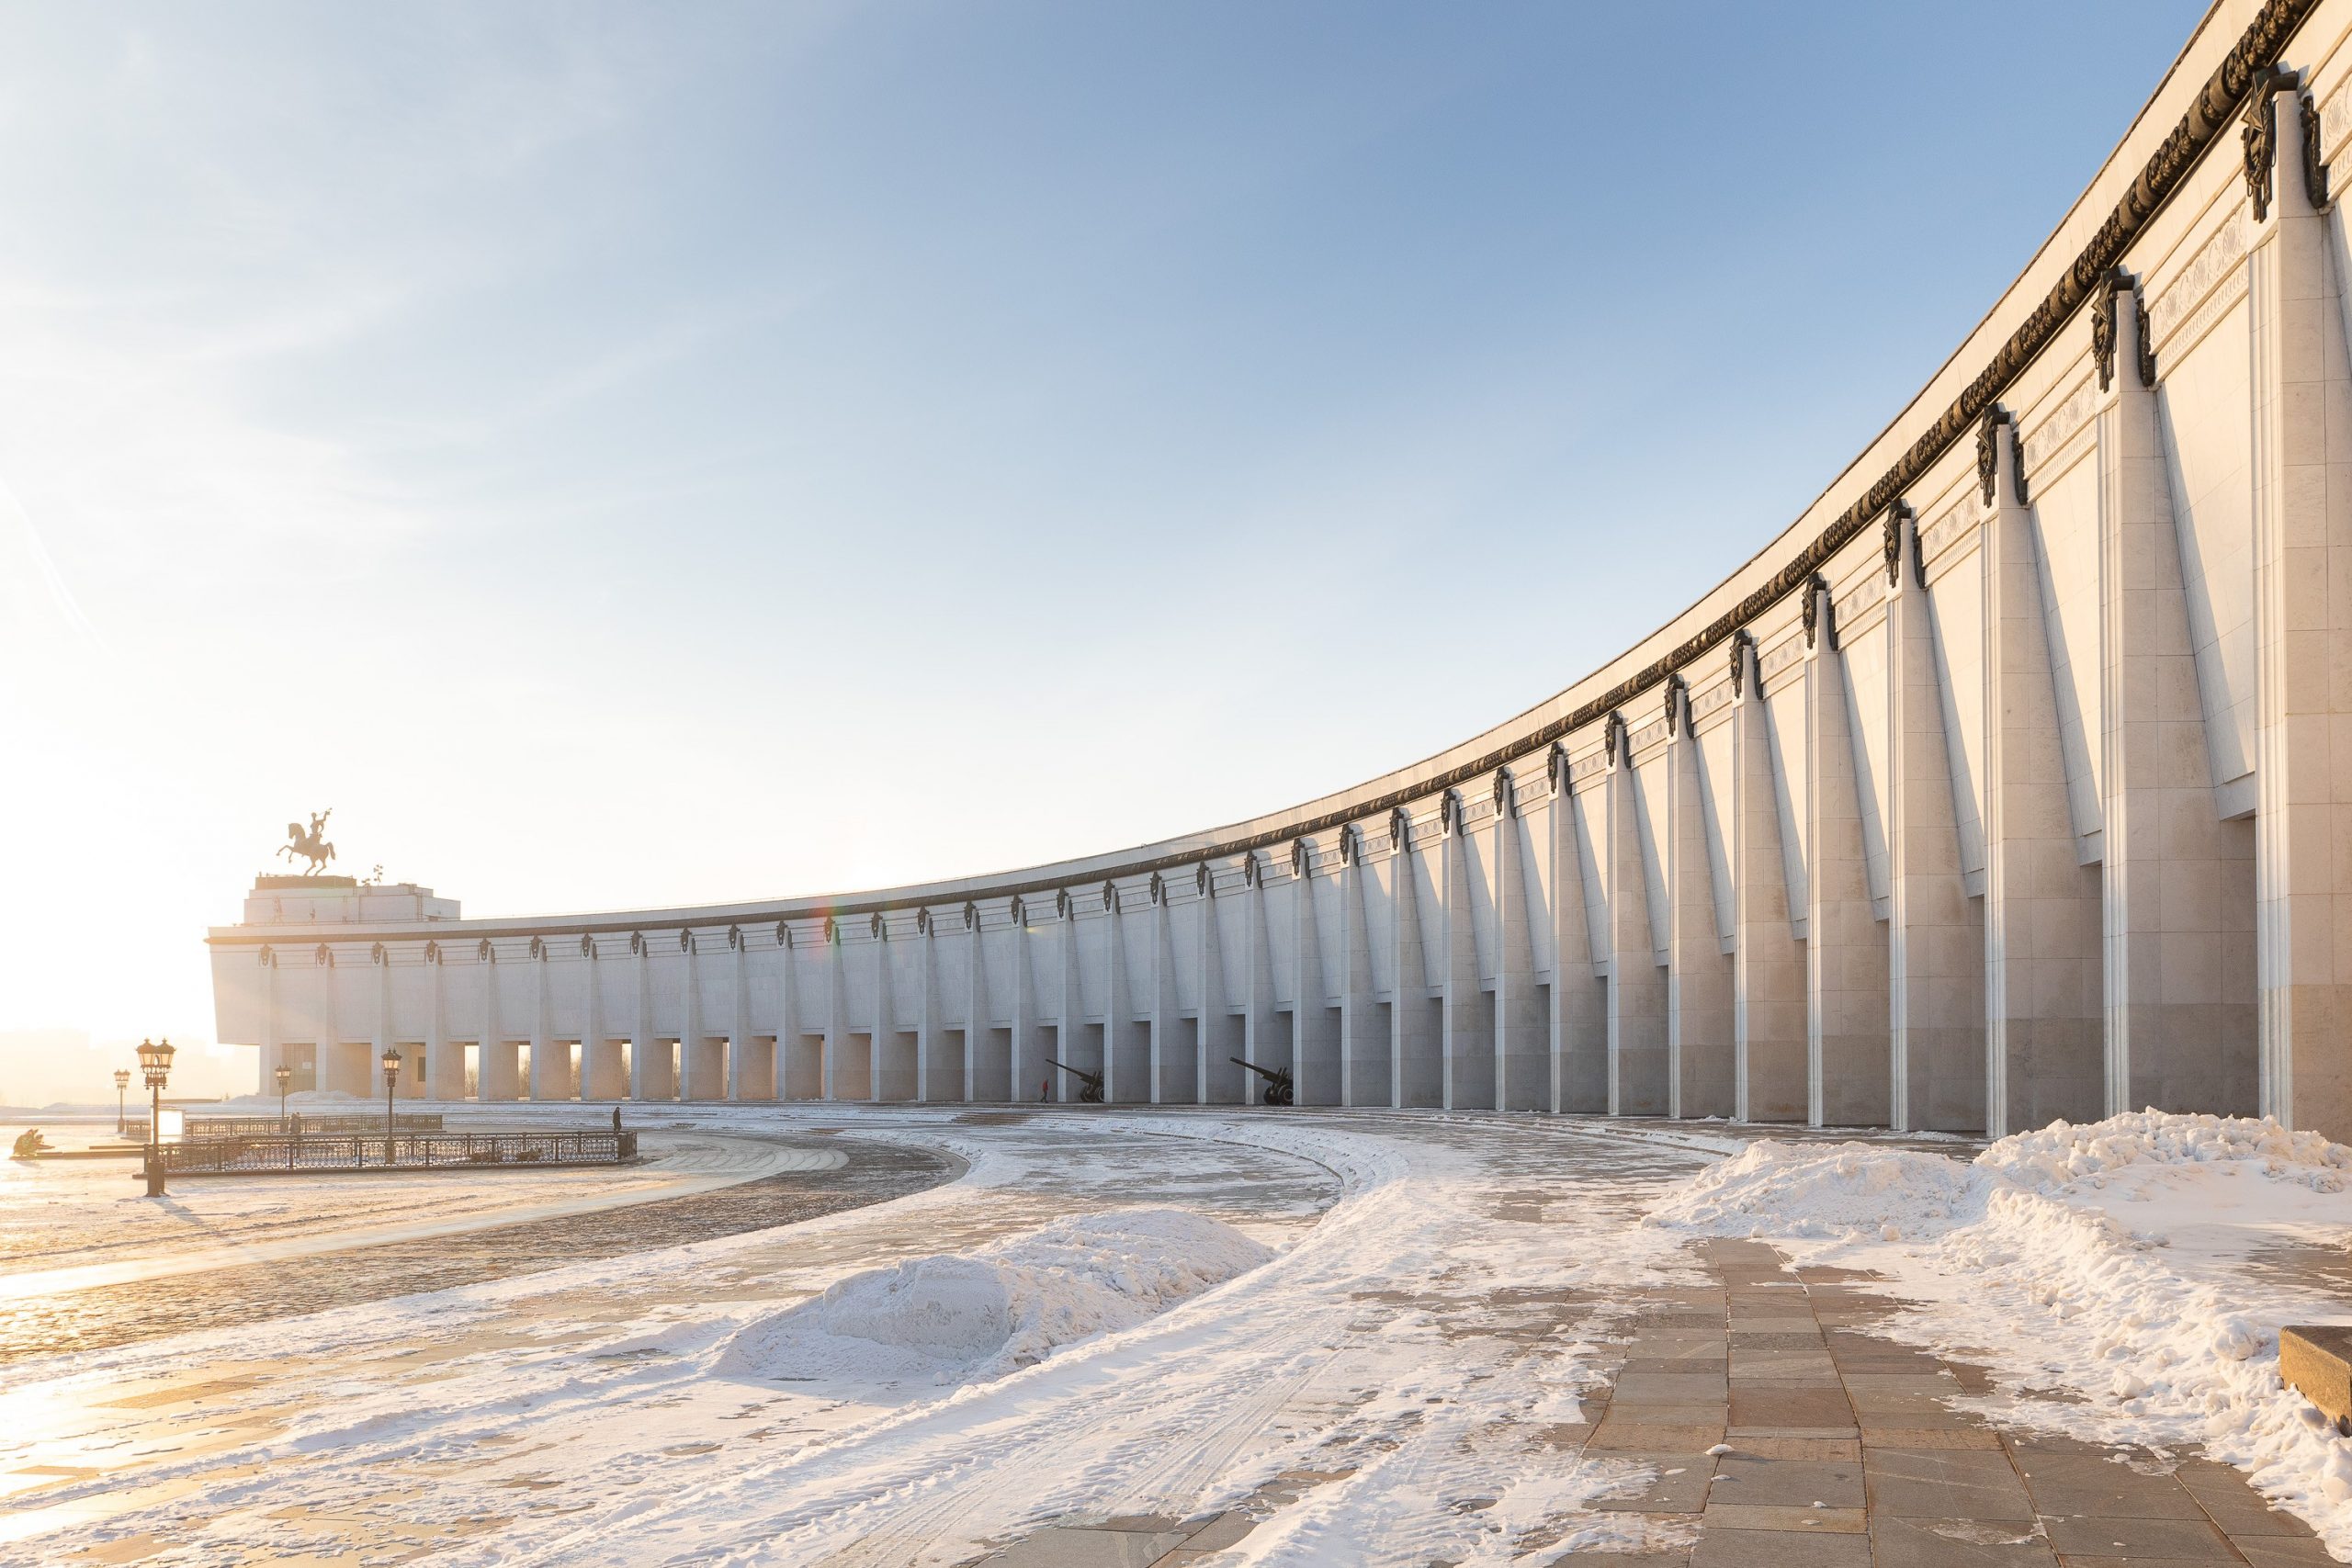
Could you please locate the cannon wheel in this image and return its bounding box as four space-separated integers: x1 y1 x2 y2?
1268 1085 1294 1107
1080 1084 1105 1104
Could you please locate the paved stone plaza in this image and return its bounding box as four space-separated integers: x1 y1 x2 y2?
3 1106 2346 1565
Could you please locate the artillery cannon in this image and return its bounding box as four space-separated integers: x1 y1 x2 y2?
1229 1056 1294 1107
1043 1057 1106 1104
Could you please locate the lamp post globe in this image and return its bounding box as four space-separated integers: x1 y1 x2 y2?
380 1048 401 1166
112 1068 130 1135
136 1037 175 1198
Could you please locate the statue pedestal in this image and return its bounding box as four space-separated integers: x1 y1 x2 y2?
243 876 459 926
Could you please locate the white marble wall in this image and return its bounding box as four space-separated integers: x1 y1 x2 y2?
214 6 2352 1140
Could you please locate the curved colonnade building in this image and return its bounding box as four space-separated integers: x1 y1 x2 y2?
214 0 2352 1138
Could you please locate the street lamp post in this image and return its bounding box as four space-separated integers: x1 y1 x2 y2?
112 1069 130 1136
381 1048 401 1168
137 1037 175 1198
275 1063 292 1127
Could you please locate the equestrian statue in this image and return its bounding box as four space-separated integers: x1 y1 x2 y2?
277 809 336 875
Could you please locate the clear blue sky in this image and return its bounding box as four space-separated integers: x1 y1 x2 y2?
0 0 2209 1097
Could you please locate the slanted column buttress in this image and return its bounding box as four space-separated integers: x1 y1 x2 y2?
1103 886 1141 1102
682 932 712 1100
1491 773 1544 1112
1437 793 1494 1111
1666 689 1734 1119
1012 903 1041 1104
1291 840 1340 1106
1548 748 1610 1114
1887 506 1985 1131
1804 575 1892 1127
964 906 993 1100
529 939 553 1100
2097 264 2254 1117
915 911 945 1102
821 921 846 1101
1197 870 1242 1104
1148 878 1178 1104
1390 814 1441 1108
870 917 899 1102
1983 407 2104 1134
427 942 459 1099
1241 855 1283 1091
582 939 617 1100
1732 633 1807 1121
1336 826 1385 1107
1605 716 1668 1114
371 943 393 1097
2247 73 2352 1138
1056 896 1083 1101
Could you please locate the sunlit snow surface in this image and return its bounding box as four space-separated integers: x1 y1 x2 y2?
7 1106 2351 1564
1648 1110 2352 1557
0 1109 1707 1566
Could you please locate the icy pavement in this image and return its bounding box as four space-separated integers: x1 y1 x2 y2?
0 1120 801 1287
0 1106 2346 1566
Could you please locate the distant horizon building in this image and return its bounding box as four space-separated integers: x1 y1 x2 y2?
214 0 2352 1139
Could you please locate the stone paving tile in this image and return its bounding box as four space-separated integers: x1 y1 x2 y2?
986 1233 2342 1568
1868 1513 2057 1567
2039 1512 2237 1560
1600 1239 2336 1568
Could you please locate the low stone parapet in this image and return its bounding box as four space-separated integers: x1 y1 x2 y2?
2280 1325 2352 1434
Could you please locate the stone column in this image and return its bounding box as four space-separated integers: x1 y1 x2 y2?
1103 886 1141 1102
479 942 516 1101
1012 902 1041 1104
1337 828 1388 1108
966 906 998 1100
1804 581 1892 1127
1983 410 2104 1134
1667 694 1735 1118
1733 637 1807 1122
1888 510 1986 1130
2249 76 2352 1138
821 922 847 1101
1438 795 1494 1111
1148 879 1182 1104
1390 818 1442 1108
1606 721 1668 1114
1553 754 1611 1113
1054 896 1084 1101
2098 276 2256 1116
778 927 820 1100
1292 840 1342 1106
582 938 623 1100
916 911 948 1102
1197 872 1243 1104
1492 774 1546 1111
869 917 899 1102
427 943 462 1099
1240 856 1283 1100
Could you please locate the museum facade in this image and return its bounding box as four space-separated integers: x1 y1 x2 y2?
212 0 2352 1138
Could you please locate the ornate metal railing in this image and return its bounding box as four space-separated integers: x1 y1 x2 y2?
126 1112 445 1141
153 1129 636 1175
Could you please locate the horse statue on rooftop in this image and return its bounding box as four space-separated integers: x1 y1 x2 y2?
277 809 336 875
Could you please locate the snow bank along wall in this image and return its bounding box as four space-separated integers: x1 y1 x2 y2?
213 0 2352 1139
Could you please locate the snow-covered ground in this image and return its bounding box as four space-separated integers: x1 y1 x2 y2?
1648 1110 2352 1557
0 1109 1707 1565
5 1104 2350 1565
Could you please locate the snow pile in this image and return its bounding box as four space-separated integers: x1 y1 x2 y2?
1644 1112 2352 1555
1980 1111 2352 1193
718 1207 1271 1386
1644 1137 1989 1241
